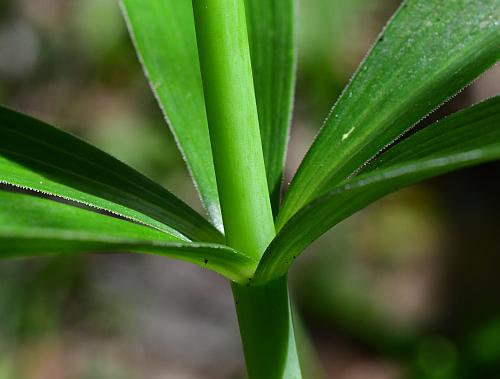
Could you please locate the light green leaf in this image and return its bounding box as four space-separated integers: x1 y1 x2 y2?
256 97 500 283
279 0 500 227
245 0 296 212
0 190 256 283
121 0 297 219
120 0 222 229
0 106 222 243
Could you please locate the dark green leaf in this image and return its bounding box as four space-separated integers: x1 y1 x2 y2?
0 190 256 283
279 0 500 226
0 106 222 243
256 97 500 283
245 0 296 212
365 97 500 172
120 0 222 229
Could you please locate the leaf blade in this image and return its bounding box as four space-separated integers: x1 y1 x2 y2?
256 96 500 283
279 0 500 227
245 0 296 212
0 190 255 283
120 0 222 229
0 106 222 243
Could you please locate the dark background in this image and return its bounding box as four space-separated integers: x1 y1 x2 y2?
0 0 499 378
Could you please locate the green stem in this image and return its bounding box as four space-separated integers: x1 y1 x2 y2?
192 0 274 261
192 1 301 377
232 275 302 379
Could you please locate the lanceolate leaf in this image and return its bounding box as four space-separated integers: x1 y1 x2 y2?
245 0 296 212
0 106 222 243
364 97 500 172
0 190 256 283
256 97 500 283
120 0 222 230
279 0 500 226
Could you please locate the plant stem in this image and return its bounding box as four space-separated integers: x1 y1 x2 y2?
192 1 301 377
232 275 302 379
192 0 274 261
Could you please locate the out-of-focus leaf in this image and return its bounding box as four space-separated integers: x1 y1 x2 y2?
245 0 296 212
279 0 500 227
0 190 256 283
256 97 500 283
0 106 222 243
120 0 223 229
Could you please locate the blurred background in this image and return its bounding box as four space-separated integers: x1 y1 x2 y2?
0 0 499 378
